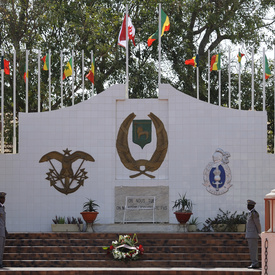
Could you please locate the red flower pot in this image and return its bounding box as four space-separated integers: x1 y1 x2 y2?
80 211 99 223
174 212 192 224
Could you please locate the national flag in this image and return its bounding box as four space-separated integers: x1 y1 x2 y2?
265 55 271 80
237 52 245 63
4 59 10 75
63 57 73 80
185 55 199 67
24 65 28 82
147 8 170 47
1 57 10 75
118 14 136 47
210 54 221 71
86 56 95 84
41 54 49 71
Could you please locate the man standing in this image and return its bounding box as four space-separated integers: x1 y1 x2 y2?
0 192 7 268
245 199 261 269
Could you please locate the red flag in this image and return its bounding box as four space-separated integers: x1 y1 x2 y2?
86 57 95 84
1 57 10 75
4 59 10 75
185 55 199 68
118 15 136 47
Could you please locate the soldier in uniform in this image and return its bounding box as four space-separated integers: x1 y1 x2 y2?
0 192 7 268
245 199 261 269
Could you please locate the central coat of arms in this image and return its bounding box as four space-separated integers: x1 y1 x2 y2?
116 112 168 179
132 120 152 149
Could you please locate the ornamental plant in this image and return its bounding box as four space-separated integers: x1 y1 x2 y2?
201 208 248 232
172 193 193 213
52 216 83 224
82 198 99 212
103 234 144 261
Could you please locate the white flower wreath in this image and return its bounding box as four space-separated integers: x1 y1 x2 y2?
103 234 144 261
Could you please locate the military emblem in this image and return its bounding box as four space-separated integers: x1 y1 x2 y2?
116 112 168 179
203 148 232 195
132 120 152 149
39 148 95 195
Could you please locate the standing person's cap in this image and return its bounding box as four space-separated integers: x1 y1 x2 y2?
247 199 256 205
0 192 6 197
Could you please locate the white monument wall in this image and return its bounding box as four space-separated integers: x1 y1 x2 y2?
0 84 273 232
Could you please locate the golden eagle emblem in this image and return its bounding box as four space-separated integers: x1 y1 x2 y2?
39 148 95 195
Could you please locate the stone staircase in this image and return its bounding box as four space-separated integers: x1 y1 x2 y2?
1 232 261 274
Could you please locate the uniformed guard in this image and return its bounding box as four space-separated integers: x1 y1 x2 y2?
245 199 261 269
0 192 7 268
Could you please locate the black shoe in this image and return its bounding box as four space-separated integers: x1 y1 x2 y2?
248 264 259 269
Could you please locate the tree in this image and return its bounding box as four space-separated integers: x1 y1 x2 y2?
0 0 274 151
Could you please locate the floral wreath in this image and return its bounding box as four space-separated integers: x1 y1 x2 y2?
103 233 144 261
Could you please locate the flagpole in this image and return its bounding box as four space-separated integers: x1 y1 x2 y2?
60 51 63 108
49 49 51 111
196 48 199 99
263 47 265 111
158 3 161 88
38 49 41 112
218 50 221 106
72 50 74 106
208 49 210 103
91 50 94 97
1 49 4 153
82 49 84 101
125 4 129 99
228 47 231 108
218 69 221 106
26 49 28 113
238 48 241 110
251 47 255 111
13 48 17 154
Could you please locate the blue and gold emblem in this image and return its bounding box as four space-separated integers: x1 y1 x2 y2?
203 148 232 195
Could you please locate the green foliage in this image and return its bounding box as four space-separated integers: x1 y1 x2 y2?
52 216 65 224
187 217 199 226
82 198 99 212
172 193 193 213
201 208 248 232
0 0 274 151
52 216 83 224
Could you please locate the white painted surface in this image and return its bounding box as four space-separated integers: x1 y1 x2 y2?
0 84 272 232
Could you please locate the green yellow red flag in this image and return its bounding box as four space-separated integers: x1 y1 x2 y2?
24 65 28 82
265 55 271 80
86 56 95 84
210 54 221 71
63 57 73 80
147 8 170 47
237 52 245 63
41 54 49 71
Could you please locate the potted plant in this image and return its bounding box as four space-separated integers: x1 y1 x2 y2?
51 216 84 232
80 198 99 231
234 211 248 232
187 217 199 232
172 193 193 224
201 209 248 232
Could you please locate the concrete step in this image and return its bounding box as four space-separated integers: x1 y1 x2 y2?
2 232 261 274
0 267 262 275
